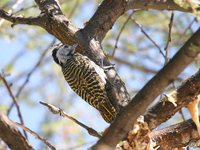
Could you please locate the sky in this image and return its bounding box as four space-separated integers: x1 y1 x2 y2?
0 0 200 149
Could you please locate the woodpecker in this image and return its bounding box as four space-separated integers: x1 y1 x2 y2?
52 43 117 123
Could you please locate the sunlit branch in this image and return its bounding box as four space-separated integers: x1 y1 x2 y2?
40 101 101 138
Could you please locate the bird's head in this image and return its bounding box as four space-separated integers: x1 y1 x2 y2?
52 43 78 66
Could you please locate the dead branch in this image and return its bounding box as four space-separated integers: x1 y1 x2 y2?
40 101 101 138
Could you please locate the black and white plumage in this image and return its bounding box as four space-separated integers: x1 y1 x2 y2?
52 43 117 123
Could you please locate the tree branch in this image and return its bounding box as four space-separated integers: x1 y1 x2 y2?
83 0 128 42
118 117 200 149
32 0 131 112
0 9 43 26
151 118 200 149
126 0 196 12
1 1 200 149
0 0 130 115
0 113 33 150
83 0 198 43
40 101 101 138
92 27 200 149
12 121 56 150
2 0 198 115
0 73 27 138
145 69 200 130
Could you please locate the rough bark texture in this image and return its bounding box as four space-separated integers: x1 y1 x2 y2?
151 118 200 149
0 0 200 149
145 69 200 130
126 0 195 12
93 27 200 148
0 113 33 150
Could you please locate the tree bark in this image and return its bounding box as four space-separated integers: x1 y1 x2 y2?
0 0 200 149
0 113 33 150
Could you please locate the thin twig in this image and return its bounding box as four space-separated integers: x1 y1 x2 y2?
0 72 28 139
164 12 174 64
39 101 102 138
7 39 56 115
131 17 165 59
10 120 56 150
112 11 134 58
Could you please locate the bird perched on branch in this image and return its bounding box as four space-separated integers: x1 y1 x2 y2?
52 43 117 123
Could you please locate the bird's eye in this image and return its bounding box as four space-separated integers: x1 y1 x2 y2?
64 45 69 49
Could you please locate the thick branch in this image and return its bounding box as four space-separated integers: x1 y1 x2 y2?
83 0 197 42
93 27 200 149
32 0 130 111
0 113 33 150
145 70 200 130
2 1 200 148
120 117 200 149
0 9 43 26
83 0 128 42
151 118 200 149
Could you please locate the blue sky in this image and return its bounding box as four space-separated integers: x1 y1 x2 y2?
0 1 200 149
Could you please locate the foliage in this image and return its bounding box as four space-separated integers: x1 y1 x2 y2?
0 0 199 149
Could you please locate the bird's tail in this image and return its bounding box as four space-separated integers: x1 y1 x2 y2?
99 101 117 123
